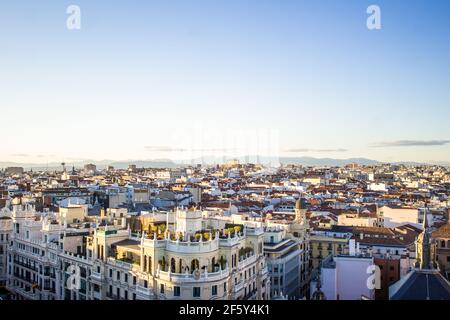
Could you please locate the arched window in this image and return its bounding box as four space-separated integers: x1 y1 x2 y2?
170 258 176 273
191 259 199 272
143 255 147 271
148 256 152 274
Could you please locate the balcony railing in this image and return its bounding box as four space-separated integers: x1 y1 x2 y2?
237 254 257 270
90 271 102 282
157 267 230 283
234 281 244 292
136 285 154 299
166 238 219 253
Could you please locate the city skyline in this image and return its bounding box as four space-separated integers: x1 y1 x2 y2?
1 0 450 163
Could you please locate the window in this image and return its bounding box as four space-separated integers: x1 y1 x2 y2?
124 274 128 283
212 285 217 296
109 269 112 278
160 284 165 294
133 276 136 285
447 256 450 262
224 283 227 292
116 271 120 281
144 280 148 288
193 287 201 298
174 286 181 297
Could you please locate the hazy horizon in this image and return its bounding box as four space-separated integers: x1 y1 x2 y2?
1 0 449 164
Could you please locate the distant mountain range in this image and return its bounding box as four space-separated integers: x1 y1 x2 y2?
1 156 449 170
0 159 178 171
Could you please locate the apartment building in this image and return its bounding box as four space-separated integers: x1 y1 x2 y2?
319 254 375 300
309 226 352 271
0 215 12 286
264 227 301 299
2 205 270 300
432 222 450 279
266 199 312 298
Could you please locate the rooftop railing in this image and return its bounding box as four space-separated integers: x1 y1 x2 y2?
157 267 230 283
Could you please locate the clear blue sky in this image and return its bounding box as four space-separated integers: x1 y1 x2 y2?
1 0 449 164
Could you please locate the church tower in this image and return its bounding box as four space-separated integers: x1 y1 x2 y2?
311 270 326 300
295 198 307 224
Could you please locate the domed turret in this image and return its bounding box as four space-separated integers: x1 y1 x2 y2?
312 271 326 300
295 198 307 223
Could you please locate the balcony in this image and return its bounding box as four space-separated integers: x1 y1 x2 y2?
219 236 242 247
13 272 34 284
106 292 120 300
166 238 219 254
12 287 38 300
234 281 244 293
13 260 39 272
90 271 102 282
237 254 258 270
136 285 154 299
106 257 137 271
260 266 269 277
157 267 229 284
